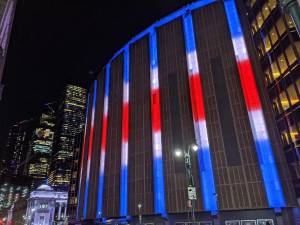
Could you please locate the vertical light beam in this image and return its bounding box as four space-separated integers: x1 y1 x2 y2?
83 80 97 219
224 0 285 208
182 11 218 213
76 94 90 220
149 28 167 216
120 46 130 217
97 64 111 218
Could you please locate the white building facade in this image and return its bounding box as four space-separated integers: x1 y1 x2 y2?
25 184 68 225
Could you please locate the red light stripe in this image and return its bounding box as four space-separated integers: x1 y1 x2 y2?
236 60 261 110
151 89 161 132
189 74 205 121
101 116 108 153
122 103 129 142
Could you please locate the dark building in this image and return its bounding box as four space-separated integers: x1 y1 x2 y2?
49 84 87 189
28 103 55 187
0 0 17 99
243 0 300 203
4 119 34 176
76 0 297 225
67 132 84 222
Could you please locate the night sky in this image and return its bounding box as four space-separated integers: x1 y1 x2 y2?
0 0 194 146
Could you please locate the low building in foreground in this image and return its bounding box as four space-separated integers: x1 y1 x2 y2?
25 184 68 225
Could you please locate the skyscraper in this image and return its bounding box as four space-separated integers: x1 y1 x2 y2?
0 0 17 99
49 84 86 190
4 119 34 176
243 0 300 202
77 0 297 224
28 103 55 186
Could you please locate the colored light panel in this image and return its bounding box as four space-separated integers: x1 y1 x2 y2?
76 94 90 220
149 29 166 216
182 12 218 212
224 0 285 208
120 46 130 217
97 64 111 218
83 80 97 219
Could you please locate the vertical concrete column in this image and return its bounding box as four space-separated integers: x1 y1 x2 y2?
58 202 62 220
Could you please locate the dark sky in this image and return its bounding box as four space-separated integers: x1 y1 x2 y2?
0 0 194 146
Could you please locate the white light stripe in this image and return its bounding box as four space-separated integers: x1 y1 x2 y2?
232 36 248 61
248 110 269 141
121 142 128 167
194 120 209 149
99 152 106 175
123 82 129 103
187 51 199 75
153 131 162 158
103 96 109 116
151 67 159 90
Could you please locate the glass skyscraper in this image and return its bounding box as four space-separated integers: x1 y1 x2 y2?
49 84 86 190
243 0 300 202
28 103 55 186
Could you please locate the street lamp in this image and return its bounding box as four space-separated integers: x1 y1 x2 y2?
174 144 198 225
137 202 142 225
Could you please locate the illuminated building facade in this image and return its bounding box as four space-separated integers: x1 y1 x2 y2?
49 85 87 189
77 0 298 224
28 103 55 186
67 132 83 222
5 119 34 176
25 184 68 225
0 0 17 99
243 0 300 202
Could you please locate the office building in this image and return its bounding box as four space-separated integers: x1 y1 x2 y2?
49 85 86 189
67 132 84 222
28 103 55 186
77 0 297 224
243 0 300 202
5 119 34 176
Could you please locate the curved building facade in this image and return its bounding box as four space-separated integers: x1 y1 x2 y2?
77 0 297 224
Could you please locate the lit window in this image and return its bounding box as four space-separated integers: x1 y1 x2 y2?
257 11 264 28
268 0 277 11
285 14 294 28
262 4 270 20
272 97 282 114
281 130 291 145
285 45 297 66
263 34 271 52
279 90 290 110
252 20 258 34
269 26 278 44
271 61 280 79
276 18 286 36
289 124 299 143
287 84 299 105
277 53 288 73
265 68 273 84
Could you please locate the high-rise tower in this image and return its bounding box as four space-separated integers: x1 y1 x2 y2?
49 84 86 190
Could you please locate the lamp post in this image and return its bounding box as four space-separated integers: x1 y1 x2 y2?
137 202 142 225
174 144 198 225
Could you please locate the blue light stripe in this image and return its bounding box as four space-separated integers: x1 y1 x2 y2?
76 94 90 220
182 12 218 213
223 0 286 208
119 46 129 217
83 80 98 219
149 28 167 217
96 64 111 218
